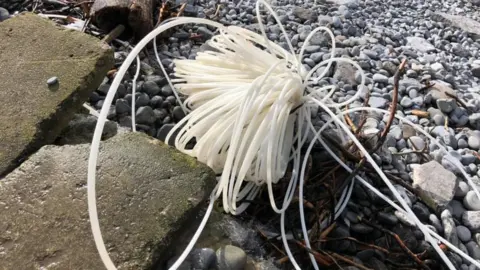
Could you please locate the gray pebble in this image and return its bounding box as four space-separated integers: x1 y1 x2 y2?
468 136 480 150
0 7 9 22
172 106 186 121
457 225 472 243
437 98 458 114
456 181 470 198
47 76 58 86
464 191 480 211
142 81 161 96
466 241 480 260
373 73 389 84
400 96 413 108
115 99 131 115
135 106 155 125
216 245 247 270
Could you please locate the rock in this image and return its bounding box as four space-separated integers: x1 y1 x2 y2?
172 106 186 121
432 12 480 40
456 181 470 198
216 245 247 270
412 161 458 211
437 98 458 114
293 7 316 21
412 202 430 222
468 136 480 150
449 200 467 220
368 96 388 108
0 13 114 176
466 241 480 260
351 224 374 234
136 106 155 125
430 214 443 233
56 114 117 145
473 66 480 79
406 37 436 53
400 96 413 108
0 7 8 21
142 80 161 96
0 132 216 269
116 98 131 114
457 226 472 243
407 136 425 150
333 62 357 86
463 211 480 231
464 191 480 211
429 81 457 102
442 209 459 247
373 73 389 84
377 212 399 225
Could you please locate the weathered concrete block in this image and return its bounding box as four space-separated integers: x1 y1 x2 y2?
0 12 114 176
0 132 216 270
412 160 458 212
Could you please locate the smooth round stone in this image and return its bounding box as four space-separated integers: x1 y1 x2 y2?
430 214 443 233
412 202 430 222
0 7 9 22
463 190 480 210
172 106 186 121
400 96 413 107
351 224 374 234
456 181 470 198
457 226 472 242
161 85 174 96
377 212 398 225
407 136 425 150
436 98 458 113
115 99 131 114
188 248 217 269
458 139 469 149
135 93 150 107
216 245 247 270
468 136 480 150
356 249 375 262
136 106 155 125
409 89 418 98
47 76 58 86
466 241 480 260
142 81 161 96
373 73 389 84
150 95 164 108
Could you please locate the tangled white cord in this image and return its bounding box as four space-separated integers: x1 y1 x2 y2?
85 1 480 270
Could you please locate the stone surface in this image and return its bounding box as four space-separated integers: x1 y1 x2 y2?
412 161 458 211
0 13 114 176
406 36 436 53
0 132 216 270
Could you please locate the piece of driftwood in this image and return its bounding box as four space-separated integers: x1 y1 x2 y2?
89 0 153 41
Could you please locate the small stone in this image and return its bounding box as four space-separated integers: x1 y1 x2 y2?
430 214 443 233
466 241 480 260
216 245 247 270
406 36 436 53
161 85 174 96
351 224 374 234
47 76 58 86
0 7 9 22
373 73 389 84
442 209 459 247
356 249 375 262
468 136 480 150
457 226 472 242
408 136 425 150
115 99 131 115
142 81 161 96
412 202 430 222
412 161 458 211
437 98 458 114
456 181 470 198
377 212 398 225
464 191 480 211
400 96 413 108
463 211 480 231
368 96 388 108
172 106 186 121
135 106 155 125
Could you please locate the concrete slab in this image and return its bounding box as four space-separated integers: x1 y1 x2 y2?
0 13 114 176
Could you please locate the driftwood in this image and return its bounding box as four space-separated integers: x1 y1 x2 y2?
89 0 153 41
